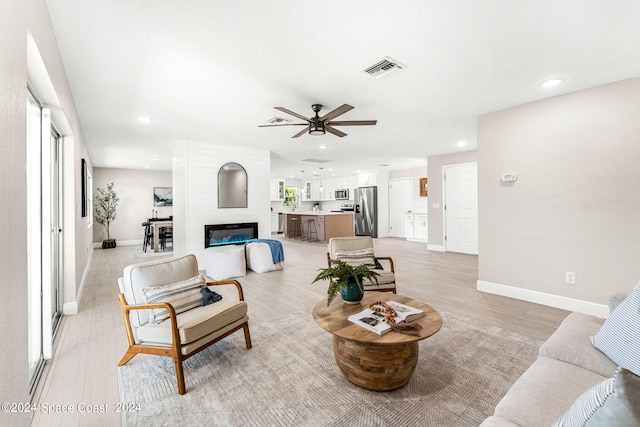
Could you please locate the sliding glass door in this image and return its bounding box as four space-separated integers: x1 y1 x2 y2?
27 87 64 396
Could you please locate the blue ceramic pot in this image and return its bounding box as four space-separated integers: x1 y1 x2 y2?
340 281 364 304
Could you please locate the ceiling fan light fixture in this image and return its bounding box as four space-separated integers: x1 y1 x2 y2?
309 120 325 135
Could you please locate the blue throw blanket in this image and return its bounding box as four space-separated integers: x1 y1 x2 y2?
246 239 285 265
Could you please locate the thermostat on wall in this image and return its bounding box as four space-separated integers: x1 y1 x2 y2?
501 173 517 182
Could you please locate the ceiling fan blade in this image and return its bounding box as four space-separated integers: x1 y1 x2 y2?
327 120 377 126
274 107 310 122
292 126 310 138
258 123 307 127
325 125 347 138
319 104 354 122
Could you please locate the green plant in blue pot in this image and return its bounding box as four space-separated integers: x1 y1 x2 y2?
312 261 380 305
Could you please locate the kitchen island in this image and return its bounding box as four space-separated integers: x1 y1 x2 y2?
282 212 354 242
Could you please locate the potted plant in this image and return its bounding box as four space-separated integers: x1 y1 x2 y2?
95 182 119 249
312 261 380 305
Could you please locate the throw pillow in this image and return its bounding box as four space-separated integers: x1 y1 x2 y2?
552 367 640 427
591 285 640 376
140 274 206 324
201 287 223 306
334 248 376 268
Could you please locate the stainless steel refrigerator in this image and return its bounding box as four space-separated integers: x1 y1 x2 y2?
354 186 378 238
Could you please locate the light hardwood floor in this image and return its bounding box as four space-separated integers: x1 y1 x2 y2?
31 236 569 427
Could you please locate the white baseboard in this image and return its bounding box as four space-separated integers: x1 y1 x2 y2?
427 244 445 252
477 280 609 318
63 301 78 315
407 238 428 243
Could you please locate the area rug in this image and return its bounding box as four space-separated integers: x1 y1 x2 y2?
130 246 173 259
117 310 542 427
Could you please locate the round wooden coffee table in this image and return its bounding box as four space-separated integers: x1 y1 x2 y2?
312 291 443 391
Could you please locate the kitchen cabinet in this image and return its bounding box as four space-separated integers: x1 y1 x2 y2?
270 179 285 201
406 213 428 243
301 181 311 201
413 214 428 242
357 172 377 187
270 212 281 233
281 212 353 242
310 181 323 201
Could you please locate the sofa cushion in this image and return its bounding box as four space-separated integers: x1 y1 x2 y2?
539 312 617 377
591 286 640 376
121 254 200 327
140 274 206 324
552 367 640 427
494 357 607 426
137 300 248 345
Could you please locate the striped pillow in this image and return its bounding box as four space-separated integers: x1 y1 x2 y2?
140 274 206 325
591 285 640 376
334 248 376 268
552 367 640 427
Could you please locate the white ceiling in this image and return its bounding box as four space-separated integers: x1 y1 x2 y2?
45 0 640 181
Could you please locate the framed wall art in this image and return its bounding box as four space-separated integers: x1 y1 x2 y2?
153 187 173 206
420 177 428 197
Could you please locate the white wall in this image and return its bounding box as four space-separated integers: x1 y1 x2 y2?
173 141 271 267
1 0 93 421
93 168 172 243
477 77 640 316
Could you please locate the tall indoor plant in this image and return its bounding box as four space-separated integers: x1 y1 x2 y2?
95 182 119 249
312 261 380 305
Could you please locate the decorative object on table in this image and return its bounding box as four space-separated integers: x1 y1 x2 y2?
347 301 424 336
419 177 428 197
153 187 173 207
312 260 380 305
95 182 119 249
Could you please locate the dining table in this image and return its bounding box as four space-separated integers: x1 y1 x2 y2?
150 220 172 253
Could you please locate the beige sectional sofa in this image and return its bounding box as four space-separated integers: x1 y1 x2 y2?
481 290 640 426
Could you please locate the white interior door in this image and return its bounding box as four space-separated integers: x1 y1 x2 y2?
444 163 478 254
388 178 413 238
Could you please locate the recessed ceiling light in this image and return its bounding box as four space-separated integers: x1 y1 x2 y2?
152 155 161 161
457 140 467 147
540 78 564 88
138 116 152 123
319 145 327 150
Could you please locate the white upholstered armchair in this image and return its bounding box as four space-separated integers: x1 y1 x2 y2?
327 236 397 293
117 254 252 395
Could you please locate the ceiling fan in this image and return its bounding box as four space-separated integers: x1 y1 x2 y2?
259 104 377 138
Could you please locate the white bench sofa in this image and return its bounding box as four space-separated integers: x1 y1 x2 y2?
481 289 640 426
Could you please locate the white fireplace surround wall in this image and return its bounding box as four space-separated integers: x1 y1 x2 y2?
172 141 271 267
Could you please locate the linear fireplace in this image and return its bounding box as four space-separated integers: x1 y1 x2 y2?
204 222 258 248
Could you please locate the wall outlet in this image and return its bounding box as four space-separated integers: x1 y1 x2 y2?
565 271 576 285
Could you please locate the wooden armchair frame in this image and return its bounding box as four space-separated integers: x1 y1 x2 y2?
118 279 252 395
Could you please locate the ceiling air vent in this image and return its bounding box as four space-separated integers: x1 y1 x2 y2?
363 57 406 78
265 116 292 124
301 158 331 164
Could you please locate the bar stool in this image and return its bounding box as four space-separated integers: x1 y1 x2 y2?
288 217 302 239
301 218 318 242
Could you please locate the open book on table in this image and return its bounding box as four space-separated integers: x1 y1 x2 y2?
347 301 425 335
386 300 425 323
